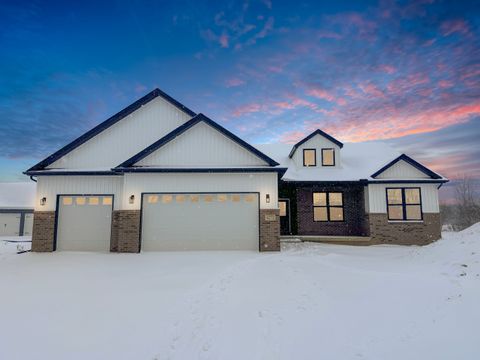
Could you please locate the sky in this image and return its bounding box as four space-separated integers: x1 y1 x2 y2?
1 0 479 200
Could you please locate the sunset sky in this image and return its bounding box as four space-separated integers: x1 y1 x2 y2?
1 0 479 199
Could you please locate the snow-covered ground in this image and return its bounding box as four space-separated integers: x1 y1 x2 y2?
0 227 479 360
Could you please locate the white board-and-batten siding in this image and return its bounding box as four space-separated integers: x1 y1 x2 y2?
35 172 278 211
47 97 192 170
35 176 123 211
122 173 278 210
136 122 268 167
292 135 341 168
376 160 430 179
367 183 440 213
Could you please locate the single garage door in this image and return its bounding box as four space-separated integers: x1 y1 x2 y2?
56 195 113 251
0 213 21 236
141 193 259 251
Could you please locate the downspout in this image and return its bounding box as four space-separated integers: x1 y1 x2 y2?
29 175 37 183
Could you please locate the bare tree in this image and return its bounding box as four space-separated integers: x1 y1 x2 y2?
454 175 480 230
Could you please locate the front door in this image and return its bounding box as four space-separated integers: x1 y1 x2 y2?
279 199 291 235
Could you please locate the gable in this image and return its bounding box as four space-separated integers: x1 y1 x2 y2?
291 133 341 168
375 159 431 179
135 121 269 167
46 96 193 170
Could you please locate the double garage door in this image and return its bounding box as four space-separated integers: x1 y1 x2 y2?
55 193 259 251
141 193 259 251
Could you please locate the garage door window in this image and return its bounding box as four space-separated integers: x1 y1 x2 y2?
76 197 86 205
245 194 256 202
218 194 227 202
162 195 173 203
63 197 73 205
147 195 158 203
102 197 112 205
176 195 186 203
89 197 99 205
190 195 199 202
232 194 240 202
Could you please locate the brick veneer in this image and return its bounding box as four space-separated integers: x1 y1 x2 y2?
369 213 441 245
31 211 56 252
111 210 141 253
296 184 369 236
259 209 280 251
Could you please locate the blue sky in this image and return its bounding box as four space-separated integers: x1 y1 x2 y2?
1 0 479 199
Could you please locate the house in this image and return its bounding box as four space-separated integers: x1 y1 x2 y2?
24 88 448 252
0 182 36 236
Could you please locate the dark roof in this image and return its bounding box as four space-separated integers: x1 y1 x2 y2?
288 129 343 158
25 88 196 173
371 154 443 179
116 113 280 168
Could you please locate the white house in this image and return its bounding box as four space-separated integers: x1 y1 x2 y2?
25 88 447 252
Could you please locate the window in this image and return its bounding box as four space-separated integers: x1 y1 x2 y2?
386 188 422 221
88 197 99 205
63 197 73 205
303 149 316 167
279 201 287 217
322 148 335 166
102 197 112 206
313 192 344 221
147 195 158 203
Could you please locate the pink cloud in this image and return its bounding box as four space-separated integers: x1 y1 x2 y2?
277 100 480 149
378 65 397 74
359 82 384 98
219 33 229 48
441 19 470 37
306 88 336 102
225 77 245 87
321 102 480 143
278 131 308 144
232 103 262 117
438 80 454 89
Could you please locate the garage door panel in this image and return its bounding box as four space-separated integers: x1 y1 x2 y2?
56 195 113 251
0 213 21 236
142 193 259 251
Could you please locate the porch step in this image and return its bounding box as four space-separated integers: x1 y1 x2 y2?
280 235 371 243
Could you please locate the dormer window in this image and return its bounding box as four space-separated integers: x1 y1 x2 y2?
303 149 316 167
322 148 335 166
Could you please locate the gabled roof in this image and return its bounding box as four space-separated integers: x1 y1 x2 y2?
25 88 196 173
288 129 343 158
256 142 448 183
371 154 442 179
115 113 280 169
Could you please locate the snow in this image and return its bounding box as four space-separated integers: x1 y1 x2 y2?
1 227 479 360
256 142 446 182
0 182 36 209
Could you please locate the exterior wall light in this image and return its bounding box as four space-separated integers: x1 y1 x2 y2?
266 194 270 203
40 197 46 206
129 195 135 204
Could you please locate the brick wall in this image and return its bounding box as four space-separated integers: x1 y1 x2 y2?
111 210 141 253
369 213 441 245
296 184 369 236
31 211 56 252
259 209 280 251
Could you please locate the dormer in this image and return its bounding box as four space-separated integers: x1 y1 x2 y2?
288 129 343 168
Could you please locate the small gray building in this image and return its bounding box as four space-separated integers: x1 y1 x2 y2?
0 182 36 236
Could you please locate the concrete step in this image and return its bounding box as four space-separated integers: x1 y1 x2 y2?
280 235 371 243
